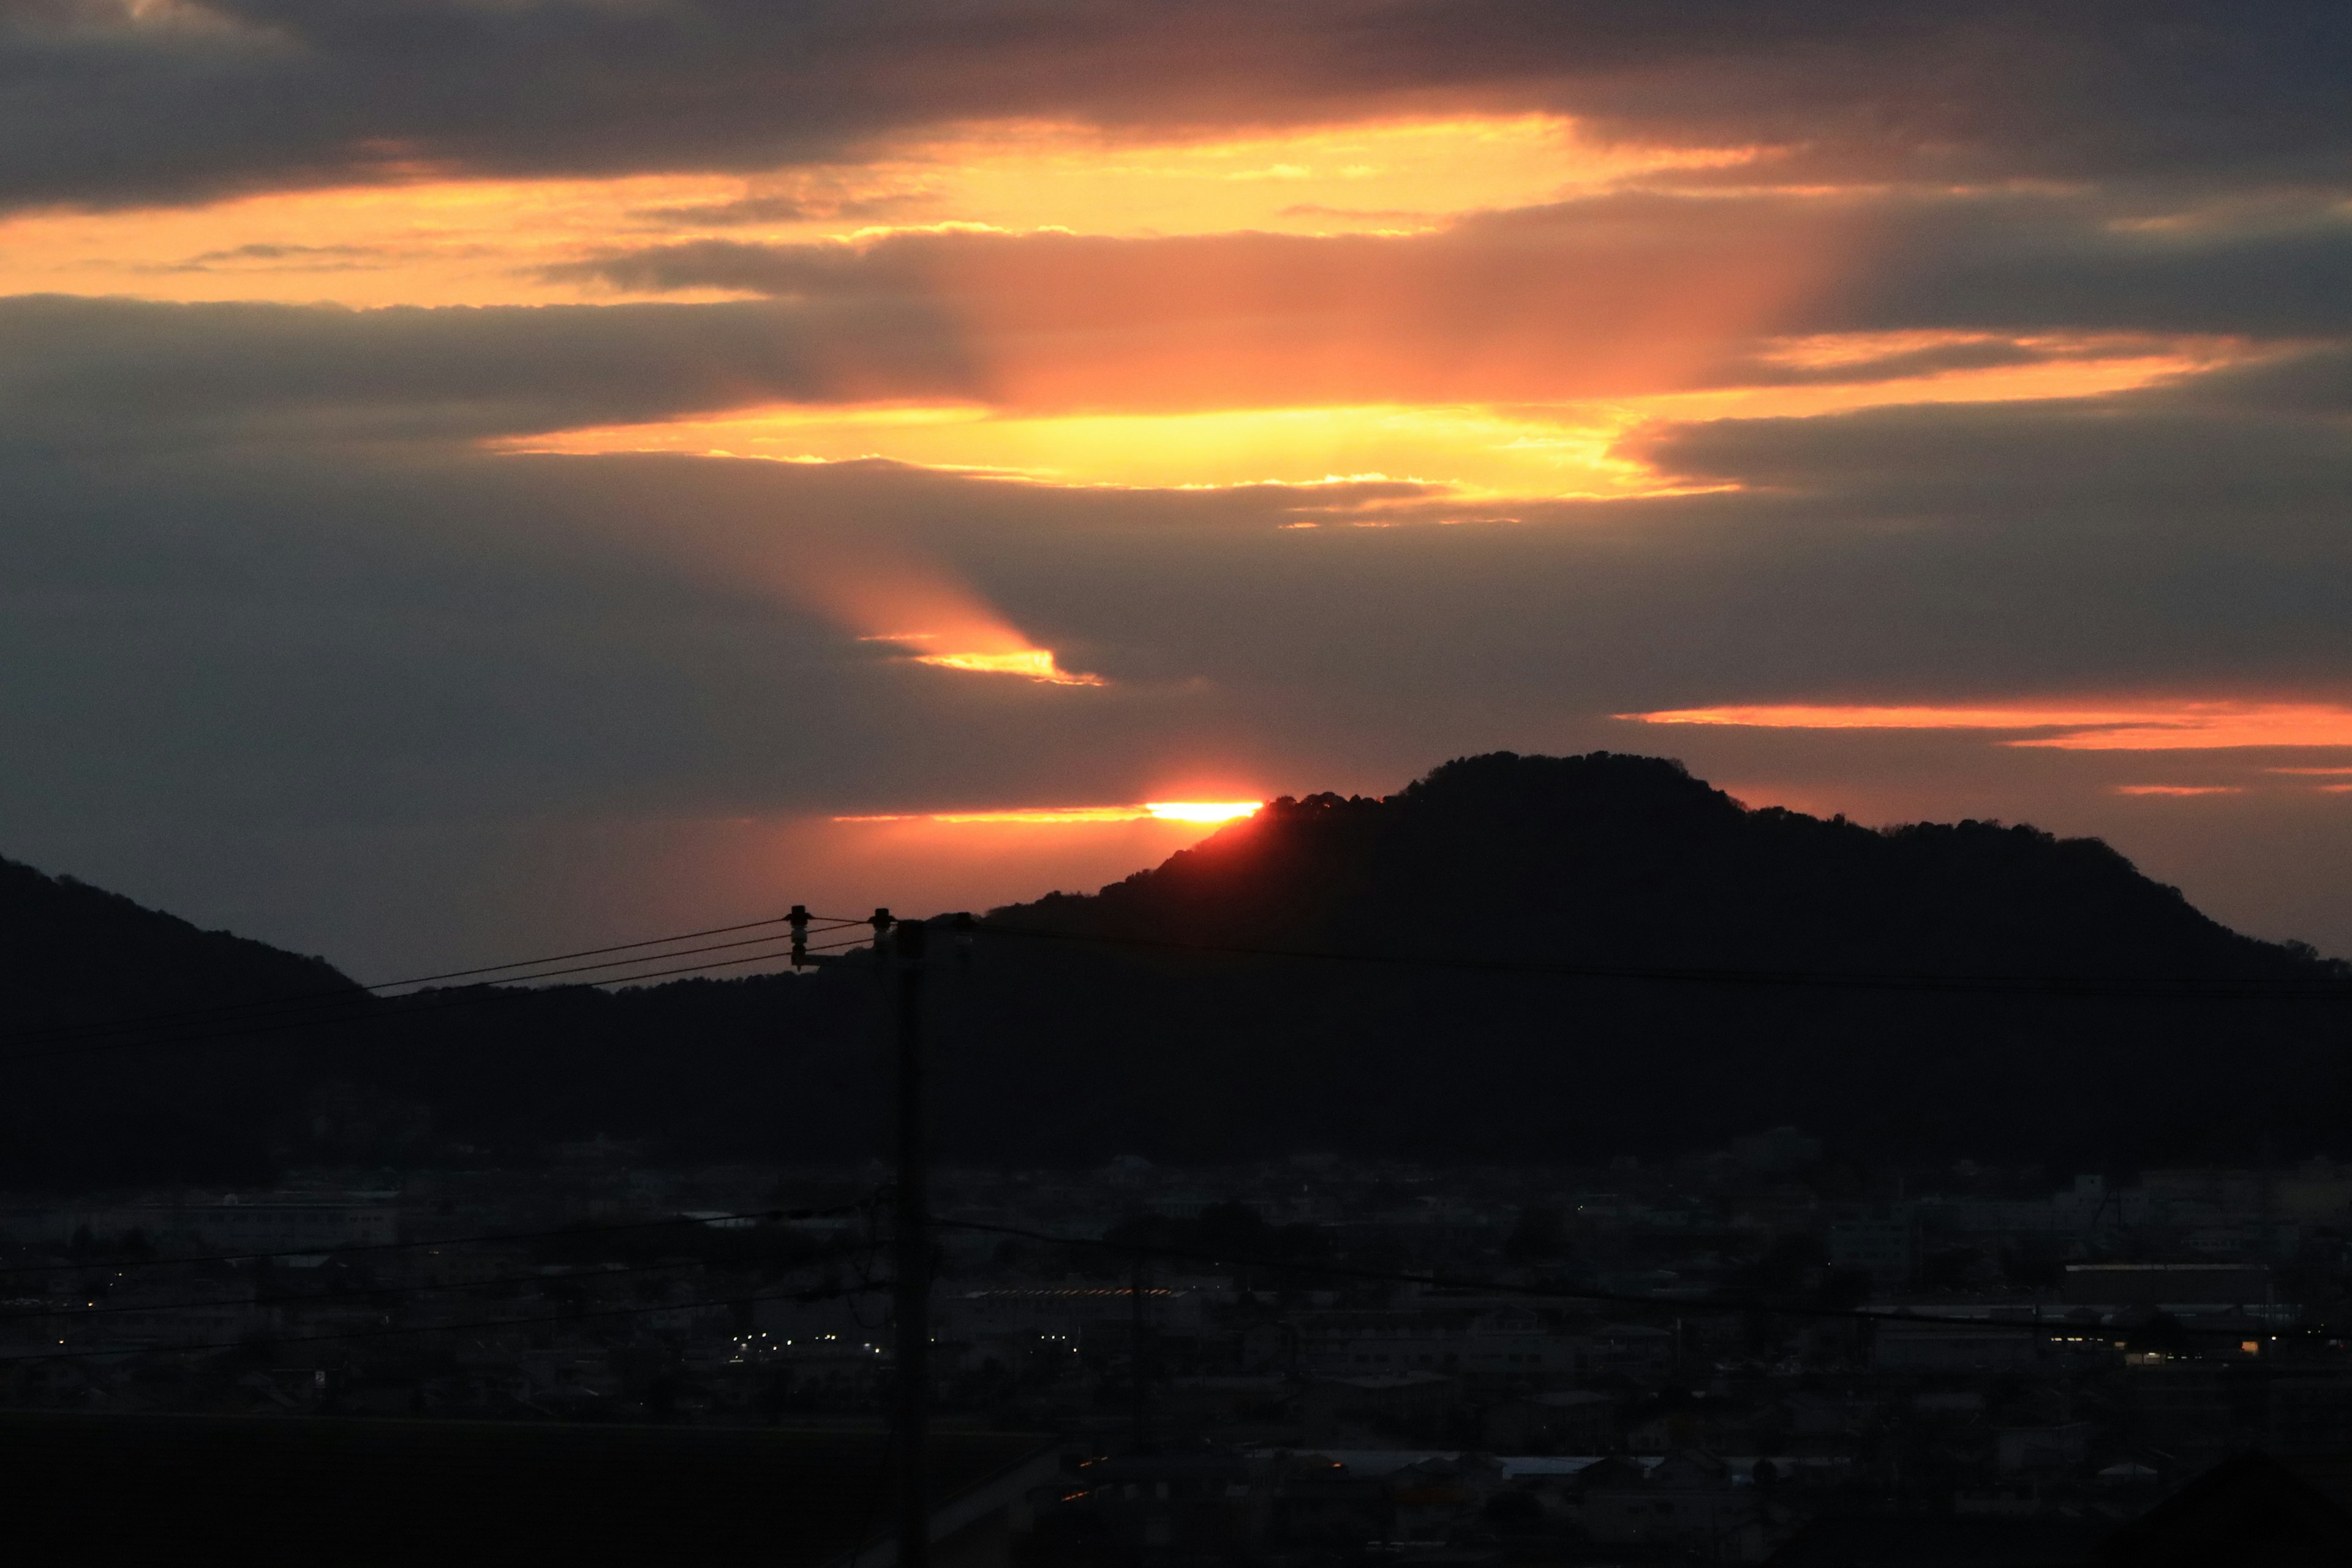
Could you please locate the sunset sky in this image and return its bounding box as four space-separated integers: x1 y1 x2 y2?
4 1 2350 971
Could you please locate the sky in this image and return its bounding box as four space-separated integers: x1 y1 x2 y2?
3 0 2350 974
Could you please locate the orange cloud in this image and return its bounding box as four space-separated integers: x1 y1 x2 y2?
0 116 1740 309
568 201 1858 415
2113 785 2243 796
810 556 1100 685
880 640 1102 686
535 465 1099 685
1623 701 2352 750
499 330 2218 497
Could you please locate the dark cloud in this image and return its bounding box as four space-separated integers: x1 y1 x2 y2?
155 239 399 273
1818 192 2352 336
632 190 937 229
0 1 2344 211
575 190 2352 339
0 291 979 443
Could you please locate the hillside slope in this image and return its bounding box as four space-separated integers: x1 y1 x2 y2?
997 752 2321 981
0 857 364 1185
942 753 2346 1166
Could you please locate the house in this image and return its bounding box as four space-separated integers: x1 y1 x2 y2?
1583 1322 1676 1379
1483 1389 1615 1451
1061 1452 1262 1561
1997 1422 2091 1474
1579 1449 1787 1562
1870 1321 2048 1373
2062 1264 2271 1309
1388 1452 1507 1538
1302 1370 1462 1443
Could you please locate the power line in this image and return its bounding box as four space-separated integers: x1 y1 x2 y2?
2 914 870 1054
0 1200 873 1282
932 1216 2303 1341
0 930 878 1067
939 919 2352 1003
4 1246 859 1329
0 1276 892 1365
368 917 864 992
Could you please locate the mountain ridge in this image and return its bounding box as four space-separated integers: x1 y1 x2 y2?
997 752 2334 981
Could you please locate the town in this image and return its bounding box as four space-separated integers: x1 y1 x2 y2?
6 1129 2344 1562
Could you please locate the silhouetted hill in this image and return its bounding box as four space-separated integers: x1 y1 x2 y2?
0 857 363 1185
929 752 2348 1167
4 753 2350 1185
0 857 357 1031
997 752 2326 982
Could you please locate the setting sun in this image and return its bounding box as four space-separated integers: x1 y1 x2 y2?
1142 801 1264 823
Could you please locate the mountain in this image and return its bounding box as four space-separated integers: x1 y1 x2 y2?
0 857 364 1185
942 752 2348 1167
0 857 357 1030
3 752 2347 1185
998 752 2325 982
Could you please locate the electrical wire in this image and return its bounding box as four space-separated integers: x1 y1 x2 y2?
2 1246 857 1328
947 921 2352 1003
930 1216 2310 1342
0 1276 893 1365
0 1200 875 1282
1 914 870 1054
0 930 878 1067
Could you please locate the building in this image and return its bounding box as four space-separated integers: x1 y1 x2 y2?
1302 1371 1461 1443
2060 1262 2270 1308
115 1194 401 1252
1484 1389 1616 1452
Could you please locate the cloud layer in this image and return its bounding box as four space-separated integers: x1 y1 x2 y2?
4 2 2348 210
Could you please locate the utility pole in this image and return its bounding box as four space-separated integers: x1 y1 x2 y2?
883 910 932 1568
1130 1253 1153 1453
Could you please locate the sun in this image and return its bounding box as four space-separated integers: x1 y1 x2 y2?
1141 801 1263 823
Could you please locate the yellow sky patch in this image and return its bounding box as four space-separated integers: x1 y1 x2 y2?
0 115 1740 307
492 338 2225 499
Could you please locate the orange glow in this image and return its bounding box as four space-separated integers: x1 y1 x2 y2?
750 208 1852 418
0 173 776 308
2114 785 2244 796
1142 801 1265 823
586 494 1100 686
839 801 1261 825
496 337 2234 497
503 401 1670 497
918 116 1754 240
0 115 1747 309
766 538 1102 686
1623 701 2352 751
903 646 1103 685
